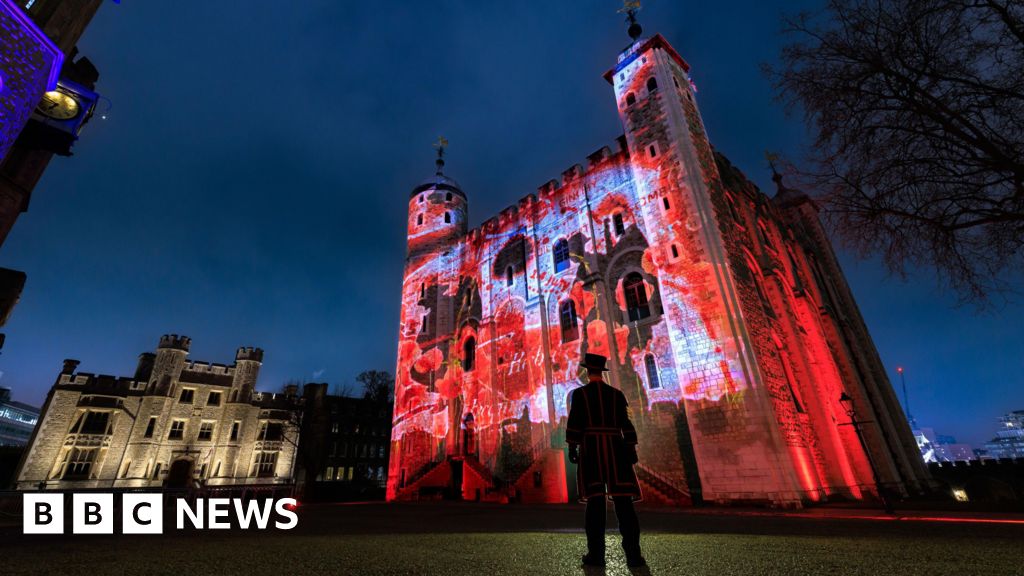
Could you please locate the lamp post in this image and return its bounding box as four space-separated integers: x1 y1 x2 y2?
839 392 894 514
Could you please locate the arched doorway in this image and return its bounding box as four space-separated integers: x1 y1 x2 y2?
164 458 194 488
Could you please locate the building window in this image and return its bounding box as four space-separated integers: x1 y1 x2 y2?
230 421 240 441
506 266 514 287
625 92 636 106
78 411 111 435
326 466 334 481
258 422 283 441
463 337 476 372
168 420 186 440
671 244 679 259
446 192 453 201
559 300 579 343
644 354 661 389
613 213 625 236
63 448 97 479
419 283 426 299
332 422 339 434
553 238 570 273
624 273 651 322
444 211 451 223
152 462 162 479
758 224 775 251
416 213 423 226
197 422 215 441
255 452 277 477
418 194 424 203
207 391 221 407
647 77 658 92
649 144 658 158
179 388 195 404
673 76 679 88
143 416 157 438
121 460 132 479
662 197 671 210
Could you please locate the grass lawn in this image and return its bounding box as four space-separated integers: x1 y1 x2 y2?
4 530 1022 576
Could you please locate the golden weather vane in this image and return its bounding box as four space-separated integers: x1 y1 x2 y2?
433 136 448 158
618 1 643 40
618 0 642 14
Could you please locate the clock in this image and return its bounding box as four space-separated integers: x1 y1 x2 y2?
37 90 80 120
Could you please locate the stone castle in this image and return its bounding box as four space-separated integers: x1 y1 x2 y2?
15 335 299 491
387 24 929 506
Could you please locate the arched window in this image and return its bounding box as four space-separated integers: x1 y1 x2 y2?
506 266 514 287
444 212 451 223
463 337 476 372
445 192 453 202
646 77 658 92
758 223 774 251
623 273 651 322
625 92 636 106
553 239 570 273
612 213 625 236
416 213 423 226
644 354 661 389
419 283 426 299
559 300 579 343
418 194 424 203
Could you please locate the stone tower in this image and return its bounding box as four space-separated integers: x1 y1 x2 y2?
147 334 190 396
232 346 264 402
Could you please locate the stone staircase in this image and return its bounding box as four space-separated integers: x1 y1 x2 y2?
394 459 450 500
636 463 691 506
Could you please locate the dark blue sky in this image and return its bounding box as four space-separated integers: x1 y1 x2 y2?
1 1 1021 448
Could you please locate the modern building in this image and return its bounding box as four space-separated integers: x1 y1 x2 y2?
388 17 929 506
0 386 39 446
15 335 301 492
296 383 392 501
914 427 976 463
984 410 1024 460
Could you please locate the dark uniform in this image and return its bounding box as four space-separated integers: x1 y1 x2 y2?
566 354 643 565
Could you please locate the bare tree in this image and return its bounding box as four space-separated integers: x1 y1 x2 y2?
356 370 394 405
768 0 1024 302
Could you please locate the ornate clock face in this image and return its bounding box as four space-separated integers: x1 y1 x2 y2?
37 90 80 120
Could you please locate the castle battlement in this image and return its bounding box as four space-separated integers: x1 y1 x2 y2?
184 361 234 375
235 346 264 363
158 333 191 352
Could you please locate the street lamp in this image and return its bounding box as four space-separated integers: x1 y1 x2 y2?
839 392 894 514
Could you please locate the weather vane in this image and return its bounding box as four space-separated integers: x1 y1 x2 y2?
433 136 448 173
618 1 643 40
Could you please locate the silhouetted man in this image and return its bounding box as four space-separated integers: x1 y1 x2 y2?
567 353 645 568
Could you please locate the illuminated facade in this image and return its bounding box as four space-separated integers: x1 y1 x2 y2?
15 335 300 491
388 29 929 506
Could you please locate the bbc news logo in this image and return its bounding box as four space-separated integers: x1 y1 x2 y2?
24 493 298 534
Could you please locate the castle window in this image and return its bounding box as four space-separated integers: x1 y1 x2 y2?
559 300 579 343
662 197 671 211
121 460 131 479
444 211 451 223
758 223 775 252
649 144 659 158
419 283 426 299
258 422 283 442
152 462 162 479
325 466 334 481
420 314 428 333
63 448 97 479
416 213 423 226
79 410 110 435
168 420 186 440
446 192 453 202
671 244 679 259
613 213 625 236
332 422 339 434
646 77 658 93
624 273 651 322
207 391 221 407
143 416 157 438
553 238 570 273
197 421 215 441
418 194 424 203
625 92 636 106
179 388 195 404
230 421 240 441
673 76 679 89
644 354 662 389
506 266 514 287
255 451 277 478
463 337 476 372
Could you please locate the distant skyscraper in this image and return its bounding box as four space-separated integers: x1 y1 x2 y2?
984 410 1024 460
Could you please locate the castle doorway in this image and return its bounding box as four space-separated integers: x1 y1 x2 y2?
164 458 194 488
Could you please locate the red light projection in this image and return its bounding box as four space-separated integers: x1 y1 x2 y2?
387 33 929 506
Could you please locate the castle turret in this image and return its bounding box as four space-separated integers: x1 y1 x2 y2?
231 346 263 402
406 140 467 264
147 334 190 396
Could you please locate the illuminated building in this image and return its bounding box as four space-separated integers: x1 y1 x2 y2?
15 335 300 492
0 386 39 447
914 427 976 463
387 21 929 506
984 410 1024 460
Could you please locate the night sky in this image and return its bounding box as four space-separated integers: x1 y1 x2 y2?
2 1 1021 448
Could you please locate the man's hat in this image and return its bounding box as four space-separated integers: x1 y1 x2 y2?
580 353 610 372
